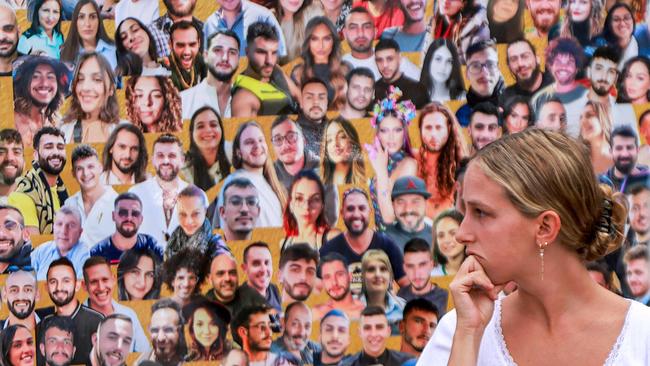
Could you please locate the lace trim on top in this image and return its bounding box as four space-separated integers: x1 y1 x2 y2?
603 301 634 366
493 299 635 366
493 299 518 366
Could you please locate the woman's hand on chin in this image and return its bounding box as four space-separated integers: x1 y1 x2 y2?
450 255 504 335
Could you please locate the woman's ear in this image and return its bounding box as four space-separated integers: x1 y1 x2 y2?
535 210 561 246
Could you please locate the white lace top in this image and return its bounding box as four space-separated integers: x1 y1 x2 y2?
416 299 650 366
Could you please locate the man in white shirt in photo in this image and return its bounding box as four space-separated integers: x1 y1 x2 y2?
129 133 188 244
64 145 118 246
181 29 240 119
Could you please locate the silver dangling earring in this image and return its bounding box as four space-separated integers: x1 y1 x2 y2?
538 241 548 280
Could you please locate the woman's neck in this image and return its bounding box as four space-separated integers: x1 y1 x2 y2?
632 95 649 104
445 253 464 275
619 36 632 49
297 221 318 238
333 163 351 185
324 7 342 23
143 123 159 133
43 27 54 39
82 38 98 51
432 81 451 99
199 146 218 167
83 111 101 123
366 291 386 309
506 248 621 329
282 9 294 22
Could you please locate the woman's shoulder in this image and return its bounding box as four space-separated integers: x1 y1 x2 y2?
608 300 650 364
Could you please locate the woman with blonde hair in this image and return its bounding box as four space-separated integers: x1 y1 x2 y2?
579 100 613 174
361 249 406 335
418 129 650 364
125 75 183 133
320 116 367 187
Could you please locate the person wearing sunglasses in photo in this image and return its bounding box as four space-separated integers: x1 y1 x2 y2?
89 192 164 264
0 205 32 274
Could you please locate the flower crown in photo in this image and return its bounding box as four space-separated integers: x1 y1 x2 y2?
370 86 417 128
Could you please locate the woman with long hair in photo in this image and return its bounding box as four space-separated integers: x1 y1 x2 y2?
590 3 639 68
60 52 121 144
275 0 324 62
431 209 466 277
616 56 650 104
416 102 467 220
292 16 347 108
125 75 182 133
0 325 34 366
551 0 603 47
320 0 351 34
365 86 418 228
18 0 64 58
181 106 231 192
422 0 490 64
117 247 162 301
486 0 524 43
183 297 231 361
115 17 168 76
579 100 614 174
281 170 341 251
417 129 650 364
502 95 532 135
360 249 406 335
320 116 367 187
420 39 466 103
60 0 117 69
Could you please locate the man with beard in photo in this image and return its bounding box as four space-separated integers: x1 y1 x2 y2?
501 39 553 103
100 124 149 186
314 309 351 366
525 0 561 39
0 4 19 76
0 268 39 329
0 129 25 203
181 29 240 119
168 21 205 92
12 58 68 148
137 299 188 366
90 192 164 263
320 189 409 288
602 126 650 193
36 257 103 366
384 176 433 252
129 133 188 245
296 79 330 157
231 303 279 366
149 0 202 58
312 253 365 320
88 314 134 366
9 127 68 235
271 302 321 364
231 22 299 117
0 206 32 274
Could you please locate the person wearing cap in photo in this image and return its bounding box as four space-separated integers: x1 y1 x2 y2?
383 176 433 253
